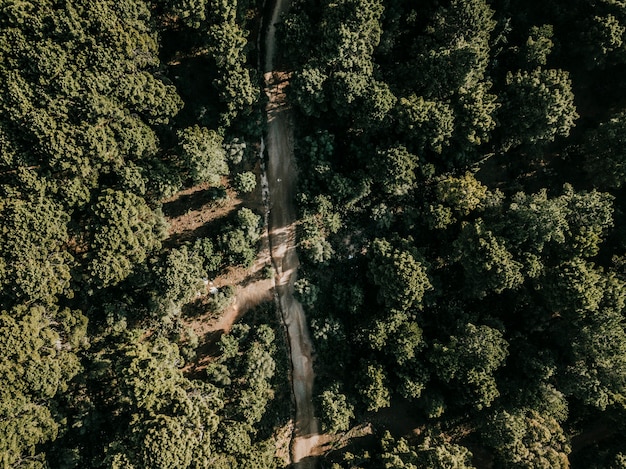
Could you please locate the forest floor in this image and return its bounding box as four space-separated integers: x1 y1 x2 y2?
264 0 320 466
162 171 274 349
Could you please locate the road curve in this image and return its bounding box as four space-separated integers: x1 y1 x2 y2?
262 0 319 467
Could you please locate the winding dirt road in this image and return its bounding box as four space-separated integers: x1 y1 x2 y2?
263 0 319 466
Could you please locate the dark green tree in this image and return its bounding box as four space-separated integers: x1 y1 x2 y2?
430 323 509 410
368 238 431 311
500 68 578 150
582 112 626 189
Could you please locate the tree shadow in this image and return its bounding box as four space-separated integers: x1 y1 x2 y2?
291 456 320 468
162 186 228 218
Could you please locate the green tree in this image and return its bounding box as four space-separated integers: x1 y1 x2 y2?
430 323 509 410
496 185 613 261
396 95 455 154
581 13 626 69
500 68 578 150
358 361 391 412
0 305 87 467
234 171 256 193
178 126 228 185
582 112 626 189
170 0 209 29
291 67 329 117
482 408 570 468
381 431 476 469
368 238 432 311
0 196 73 306
521 25 554 68
88 189 163 288
435 172 497 218
154 246 206 315
235 207 262 243
542 263 626 409
454 80 499 151
454 220 524 298
317 382 355 433
369 145 418 196
193 238 223 274
104 337 221 469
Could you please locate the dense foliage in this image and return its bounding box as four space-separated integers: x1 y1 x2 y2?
281 0 626 466
5 0 626 467
0 0 282 467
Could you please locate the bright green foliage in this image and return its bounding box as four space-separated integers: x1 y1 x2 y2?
290 0 386 122
155 246 206 313
561 304 626 410
482 408 570 468
294 277 320 307
357 80 398 129
178 126 228 185
88 189 163 288
101 337 221 469
317 0 383 73
498 185 613 260
368 238 431 310
236 207 262 243
317 382 355 433
291 67 329 117
0 197 73 305
0 0 281 466
381 431 476 469
430 323 509 410
500 68 578 149
116 71 183 126
171 0 209 29
0 305 86 467
542 263 626 409
209 324 281 465
219 229 256 266
0 0 181 204
385 0 500 161
298 203 338 265
279 0 626 465
396 360 429 400
542 259 605 315
234 171 257 193
435 172 495 218
454 80 499 149
582 112 626 188
358 361 391 411
551 185 613 258
454 220 524 298
521 25 554 67
218 208 261 267
320 0 384 109
501 190 569 255
361 309 424 362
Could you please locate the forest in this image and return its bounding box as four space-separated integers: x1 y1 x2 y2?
2 0 626 468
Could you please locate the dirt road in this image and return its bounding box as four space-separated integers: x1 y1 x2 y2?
263 0 319 466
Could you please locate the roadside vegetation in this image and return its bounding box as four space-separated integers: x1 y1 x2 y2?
0 0 289 467
3 0 626 467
